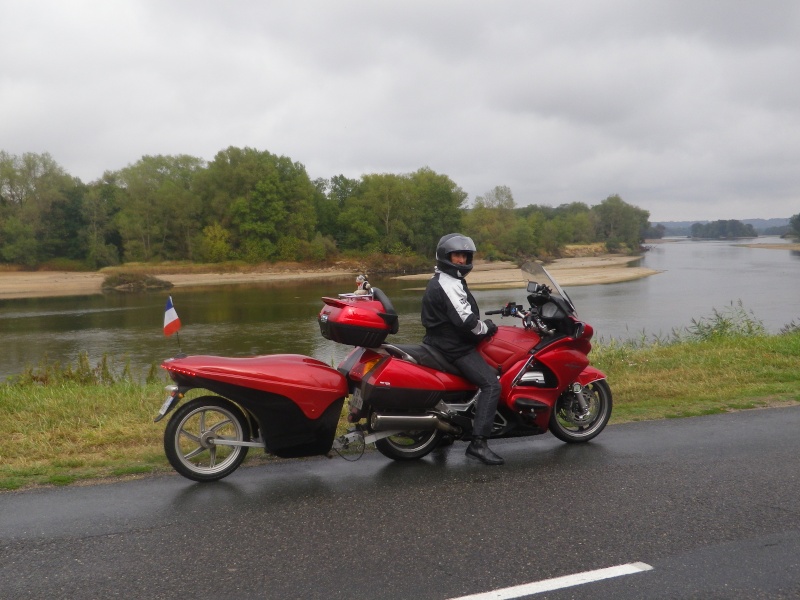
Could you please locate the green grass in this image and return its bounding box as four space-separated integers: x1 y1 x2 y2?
592 303 800 422
2 307 799 491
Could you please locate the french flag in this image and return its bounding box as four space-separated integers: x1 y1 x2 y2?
163 296 181 337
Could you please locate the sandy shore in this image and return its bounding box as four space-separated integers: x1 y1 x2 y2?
0 269 359 300
0 255 661 300
394 255 658 289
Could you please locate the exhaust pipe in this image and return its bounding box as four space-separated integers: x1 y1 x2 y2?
370 413 459 434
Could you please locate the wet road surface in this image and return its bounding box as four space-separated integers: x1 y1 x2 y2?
3 406 800 599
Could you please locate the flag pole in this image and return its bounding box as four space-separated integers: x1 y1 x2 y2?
164 295 184 355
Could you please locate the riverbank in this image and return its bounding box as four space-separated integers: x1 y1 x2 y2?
0 254 660 300
0 267 358 300
394 255 657 289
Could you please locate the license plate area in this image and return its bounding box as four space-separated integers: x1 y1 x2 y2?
349 387 363 411
158 396 174 416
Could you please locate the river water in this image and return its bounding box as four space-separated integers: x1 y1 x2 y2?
0 238 798 379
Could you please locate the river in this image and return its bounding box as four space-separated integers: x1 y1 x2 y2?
0 238 798 380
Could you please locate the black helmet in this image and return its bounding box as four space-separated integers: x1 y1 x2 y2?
436 233 476 278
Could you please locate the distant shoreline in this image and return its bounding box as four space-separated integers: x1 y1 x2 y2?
2 242 796 300
0 254 657 300
394 255 659 289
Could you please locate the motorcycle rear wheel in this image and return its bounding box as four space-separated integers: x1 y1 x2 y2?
375 429 443 461
549 380 612 443
164 396 250 482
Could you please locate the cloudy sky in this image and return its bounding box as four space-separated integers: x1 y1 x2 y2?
2 1 799 223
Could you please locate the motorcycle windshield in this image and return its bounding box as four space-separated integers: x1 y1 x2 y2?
519 260 578 315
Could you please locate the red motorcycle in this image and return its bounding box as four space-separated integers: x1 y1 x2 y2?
156 262 611 481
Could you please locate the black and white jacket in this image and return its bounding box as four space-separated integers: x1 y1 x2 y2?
421 268 489 360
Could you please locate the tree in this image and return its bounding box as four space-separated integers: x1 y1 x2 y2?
789 213 800 238
336 174 396 252
198 222 232 263
591 195 650 250
0 151 80 266
644 223 666 239
0 216 37 266
114 155 205 261
198 147 317 262
82 174 122 268
463 185 518 259
336 168 465 255
690 220 757 239
405 168 466 256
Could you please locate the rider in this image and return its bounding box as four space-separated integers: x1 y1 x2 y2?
421 233 504 466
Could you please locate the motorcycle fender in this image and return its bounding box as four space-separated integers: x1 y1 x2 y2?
577 366 606 387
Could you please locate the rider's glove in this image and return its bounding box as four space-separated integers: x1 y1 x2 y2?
483 319 498 337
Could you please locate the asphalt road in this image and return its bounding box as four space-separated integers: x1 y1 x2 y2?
3 406 800 599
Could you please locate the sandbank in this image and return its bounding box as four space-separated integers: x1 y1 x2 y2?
394 255 658 290
0 255 660 300
0 269 357 300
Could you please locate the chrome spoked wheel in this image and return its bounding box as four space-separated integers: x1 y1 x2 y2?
164 396 250 481
549 380 613 443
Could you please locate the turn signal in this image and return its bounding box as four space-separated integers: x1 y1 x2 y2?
351 355 383 381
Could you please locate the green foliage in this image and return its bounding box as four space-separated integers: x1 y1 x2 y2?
591 194 650 250
690 219 757 239
2 148 670 269
593 300 769 352
115 154 205 262
6 352 161 387
197 222 232 262
0 216 38 265
644 223 666 239
788 212 800 238
681 301 766 341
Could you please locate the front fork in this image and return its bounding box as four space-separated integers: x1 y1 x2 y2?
570 382 591 414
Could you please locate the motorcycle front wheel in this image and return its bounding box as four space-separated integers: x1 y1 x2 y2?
375 429 443 461
549 380 612 443
164 396 250 482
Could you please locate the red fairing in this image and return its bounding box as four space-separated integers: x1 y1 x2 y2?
161 354 347 420
577 365 606 386
477 326 541 372
369 358 473 392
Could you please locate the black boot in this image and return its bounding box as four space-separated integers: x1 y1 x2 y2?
465 437 504 466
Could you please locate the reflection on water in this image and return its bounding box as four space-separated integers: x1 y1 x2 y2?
1 238 798 378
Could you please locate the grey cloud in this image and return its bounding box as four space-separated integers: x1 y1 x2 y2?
1 0 798 221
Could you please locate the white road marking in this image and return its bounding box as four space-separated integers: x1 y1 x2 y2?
447 562 654 600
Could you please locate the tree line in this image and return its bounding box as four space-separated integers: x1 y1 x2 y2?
2 147 756 271
690 220 758 239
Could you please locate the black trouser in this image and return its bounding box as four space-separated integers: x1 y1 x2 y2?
452 350 501 438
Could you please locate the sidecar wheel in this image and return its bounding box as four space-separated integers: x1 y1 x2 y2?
375 430 443 461
164 396 250 482
549 379 612 443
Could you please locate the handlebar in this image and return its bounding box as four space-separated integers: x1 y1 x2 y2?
484 302 555 336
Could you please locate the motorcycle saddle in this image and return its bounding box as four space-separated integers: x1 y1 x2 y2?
382 343 463 377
